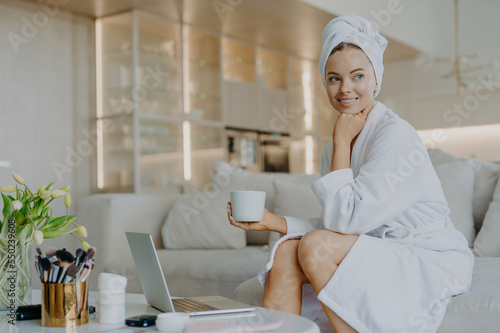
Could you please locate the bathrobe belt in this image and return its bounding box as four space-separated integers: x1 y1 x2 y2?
369 218 447 244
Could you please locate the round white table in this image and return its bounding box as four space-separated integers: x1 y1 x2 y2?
1 290 320 333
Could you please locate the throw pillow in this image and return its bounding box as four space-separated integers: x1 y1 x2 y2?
470 159 500 230
434 160 476 247
474 177 500 256
269 179 323 248
428 149 500 231
161 183 247 249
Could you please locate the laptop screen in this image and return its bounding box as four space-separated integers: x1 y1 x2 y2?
125 232 175 312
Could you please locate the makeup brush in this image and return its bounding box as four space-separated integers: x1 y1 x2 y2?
34 259 42 281
56 250 75 283
77 259 91 281
77 250 86 268
74 248 84 266
78 247 95 276
76 271 81 319
80 262 93 282
45 247 58 262
81 276 89 314
77 257 88 275
49 261 60 283
63 264 78 283
40 258 51 283
86 247 96 260
34 248 43 279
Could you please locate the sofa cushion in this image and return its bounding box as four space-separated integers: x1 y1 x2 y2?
161 182 247 249
434 160 476 247
474 176 500 256
428 149 500 231
269 179 323 248
233 276 265 306
157 246 270 298
438 257 500 333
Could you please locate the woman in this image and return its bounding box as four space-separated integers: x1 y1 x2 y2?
227 15 473 333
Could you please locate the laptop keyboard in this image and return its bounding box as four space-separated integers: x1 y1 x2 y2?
172 298 218 313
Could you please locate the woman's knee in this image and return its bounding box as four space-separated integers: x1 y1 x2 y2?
272 239 300 271
298 230 341 274
270 240 307 282
298 230 358 273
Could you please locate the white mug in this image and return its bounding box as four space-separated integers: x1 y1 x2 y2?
230 191 266 222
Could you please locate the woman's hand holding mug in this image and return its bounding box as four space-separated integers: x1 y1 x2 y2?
227 196 287 234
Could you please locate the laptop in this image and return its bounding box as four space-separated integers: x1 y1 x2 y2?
125 232 256 316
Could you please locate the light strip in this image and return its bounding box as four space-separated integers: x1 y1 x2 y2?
417 123 500 137
183 121 191 180
96 19 104 189
182 28 192 182
305 135 314 174
302 71 313 131
183 28 190 114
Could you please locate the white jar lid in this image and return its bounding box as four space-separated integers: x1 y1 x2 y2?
97 273 127 290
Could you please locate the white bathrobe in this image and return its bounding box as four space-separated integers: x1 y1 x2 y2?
257 101 474 333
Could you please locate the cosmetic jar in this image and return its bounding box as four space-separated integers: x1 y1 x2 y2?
98 273 127 324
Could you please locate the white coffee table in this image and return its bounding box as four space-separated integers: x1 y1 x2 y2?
2 290 320 333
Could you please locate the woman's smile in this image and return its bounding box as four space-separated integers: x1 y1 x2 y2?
337 97 358 107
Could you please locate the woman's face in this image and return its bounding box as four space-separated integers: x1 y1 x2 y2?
325 47 377 114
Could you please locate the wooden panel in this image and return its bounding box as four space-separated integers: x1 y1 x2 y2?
223 81 259 129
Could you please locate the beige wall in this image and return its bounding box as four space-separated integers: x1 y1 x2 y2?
377 0 500 161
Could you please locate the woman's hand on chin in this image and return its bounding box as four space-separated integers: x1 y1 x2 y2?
227 202 287 234
333 106 370 144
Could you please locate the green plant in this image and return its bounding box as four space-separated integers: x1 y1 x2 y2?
0 172 89 249
0 173 90 308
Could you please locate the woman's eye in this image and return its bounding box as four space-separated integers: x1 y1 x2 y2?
354 74 363 79
329 77 340 82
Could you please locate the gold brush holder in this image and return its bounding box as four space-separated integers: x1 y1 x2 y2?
41 281 89 327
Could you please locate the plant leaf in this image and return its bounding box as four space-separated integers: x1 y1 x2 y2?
40 215 76 232
43 227 78 239
59 216 77 230
2 192 13 218
32 198 45 215
15 210 26 226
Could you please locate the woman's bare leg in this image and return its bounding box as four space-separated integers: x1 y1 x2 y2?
298 230 359 333
262 239 309 315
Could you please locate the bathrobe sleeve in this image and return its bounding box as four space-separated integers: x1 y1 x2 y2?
285 216 323 235
312 120 428 235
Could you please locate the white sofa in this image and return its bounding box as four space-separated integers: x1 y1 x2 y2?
79 149 500 333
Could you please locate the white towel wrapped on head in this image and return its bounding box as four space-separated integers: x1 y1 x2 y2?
319 15 388 97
